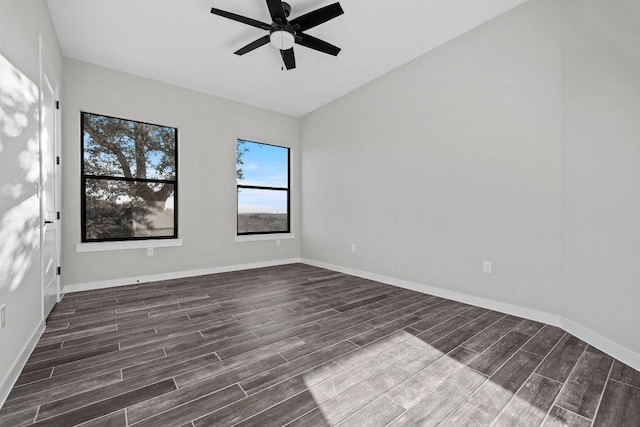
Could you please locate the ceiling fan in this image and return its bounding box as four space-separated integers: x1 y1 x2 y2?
210 1 344 70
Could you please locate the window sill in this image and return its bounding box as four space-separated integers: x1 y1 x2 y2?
235 233 295 243
76 239 183 253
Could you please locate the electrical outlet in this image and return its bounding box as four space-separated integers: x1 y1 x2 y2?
483 261 492 274
1 305 5 330
147 247 154 256
276 239 281 247
351 243 356 253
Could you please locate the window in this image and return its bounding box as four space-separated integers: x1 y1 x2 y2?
237 139 290 235
81 112 178 242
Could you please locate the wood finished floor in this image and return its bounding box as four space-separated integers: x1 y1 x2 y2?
1 264 639 427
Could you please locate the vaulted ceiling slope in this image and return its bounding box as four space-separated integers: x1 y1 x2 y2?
47 0 528 117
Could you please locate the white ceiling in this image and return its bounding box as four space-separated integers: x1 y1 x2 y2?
46 0 528 117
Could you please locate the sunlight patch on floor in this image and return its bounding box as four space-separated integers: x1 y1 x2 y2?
301 328 422 425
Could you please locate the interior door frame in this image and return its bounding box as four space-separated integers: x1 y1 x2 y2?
39 36 61 320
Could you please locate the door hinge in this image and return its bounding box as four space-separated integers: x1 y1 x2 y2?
56 101 60 110
56 156 60 165
57 267 61 275
57 211 60 220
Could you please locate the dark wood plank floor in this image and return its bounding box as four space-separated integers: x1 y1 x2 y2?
1 263 639 426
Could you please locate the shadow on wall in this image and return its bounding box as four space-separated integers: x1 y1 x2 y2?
0 54 41 293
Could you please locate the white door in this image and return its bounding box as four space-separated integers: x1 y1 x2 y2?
40 44 60 320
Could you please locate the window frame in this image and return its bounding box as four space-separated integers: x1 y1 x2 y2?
236 139 291 236
80 111 179 243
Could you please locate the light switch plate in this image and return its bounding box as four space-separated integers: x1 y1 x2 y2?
483 261 492 274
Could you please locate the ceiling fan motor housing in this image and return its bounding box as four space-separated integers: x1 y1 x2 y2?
270 25 296 50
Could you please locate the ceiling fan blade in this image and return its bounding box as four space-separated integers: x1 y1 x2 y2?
234 35 271 55
211 8 269 30
290 3 343 32
280 48 296 70
296 33 341 56
266 0 286 23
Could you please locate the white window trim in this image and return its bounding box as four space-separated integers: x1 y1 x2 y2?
235 233 295 243
76 239 183 253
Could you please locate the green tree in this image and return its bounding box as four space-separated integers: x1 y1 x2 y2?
83 114 176 239
237 139 248 180
83 114 176 207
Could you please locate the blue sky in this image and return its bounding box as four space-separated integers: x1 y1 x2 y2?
237 140 288 214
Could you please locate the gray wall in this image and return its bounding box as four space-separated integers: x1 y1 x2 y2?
61 59 300 287
562 0 640 355
0 0 63 393
301 0 640 355
301 0 564 314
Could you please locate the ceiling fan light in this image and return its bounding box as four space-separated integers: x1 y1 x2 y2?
270 30 295 50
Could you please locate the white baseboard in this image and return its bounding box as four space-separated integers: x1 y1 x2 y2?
0 320 45 409
301 258 560 326
301 258 640 372
560 317 640 371
64 258 302 294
